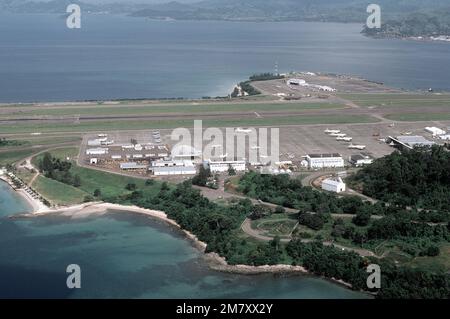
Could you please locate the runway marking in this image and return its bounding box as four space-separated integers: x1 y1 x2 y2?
254 112 262 118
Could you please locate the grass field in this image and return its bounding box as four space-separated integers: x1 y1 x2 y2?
3 102 346 118
385 113 450 122
0 148 44 166
0 114 379 134
405 244 450 273
33 175 89 205
338 93 450 108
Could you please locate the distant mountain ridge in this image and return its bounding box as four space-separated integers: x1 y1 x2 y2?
3 0 450 25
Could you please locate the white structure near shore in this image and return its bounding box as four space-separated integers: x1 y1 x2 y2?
322 177 346 193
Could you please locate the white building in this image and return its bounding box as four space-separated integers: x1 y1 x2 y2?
305 154 344 169
287 78 306 86
151 166 197 176
88 138 107 146
322 177 346 193
151 159 193 168
86 148 109 155
90 158 98 165
120 162 147 170
393 136 435 149
149 159 196 176
439 135 450 141
349 154 374 167
204 160 246 173
425 127 446 136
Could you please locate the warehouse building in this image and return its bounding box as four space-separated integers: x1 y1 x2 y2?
151 159 192 168
204 160 246 173
149 159 196 176
425 127 446 136
390 136 435 149
322 177 346 193
86 148 109 155
439 135 450 141
120 162 147 170
305 154 344 169
349 153 374 167
151 166 197 176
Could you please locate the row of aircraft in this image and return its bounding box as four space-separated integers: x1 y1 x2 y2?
324 128 366 150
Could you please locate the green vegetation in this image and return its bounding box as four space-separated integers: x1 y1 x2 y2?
231 81 261 97
287 241 449 299
37 152 81 187
338 93 450 108
33 175 88 206
385 113 450 122
348 146 450 212
0 148 43 166
237 171 383 216
363 11 450 38
249 73 284 81
127 0 450 24
0 138 28 148
237 171 450 270
3 102 344 118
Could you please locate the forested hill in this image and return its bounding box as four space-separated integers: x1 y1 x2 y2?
4 0 450 24
363 11 450 39
348 146 450 211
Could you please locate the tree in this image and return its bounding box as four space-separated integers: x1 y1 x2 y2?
352 209 371 227
275 206 285 214
161 181 169 191
83 195 94 202
249 205 270 220
192 166 211 187
299 212 324 230
93 189 102 197
145 179 154 186
41 152 53 173
73 175 81 187
424 245 440 257
228 166 236 176
125 183 136 191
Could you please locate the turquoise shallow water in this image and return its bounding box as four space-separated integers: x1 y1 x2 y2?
0 181 368 298
0 181 32 217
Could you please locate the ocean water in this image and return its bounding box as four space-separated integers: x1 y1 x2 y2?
0 181 368 298
0 182 32 217
0 14 449 103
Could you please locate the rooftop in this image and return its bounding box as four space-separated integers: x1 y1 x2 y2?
307 153 342 158
395 136 435 147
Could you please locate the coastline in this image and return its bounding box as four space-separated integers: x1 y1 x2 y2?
11 201 365 293
0 175 48 213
